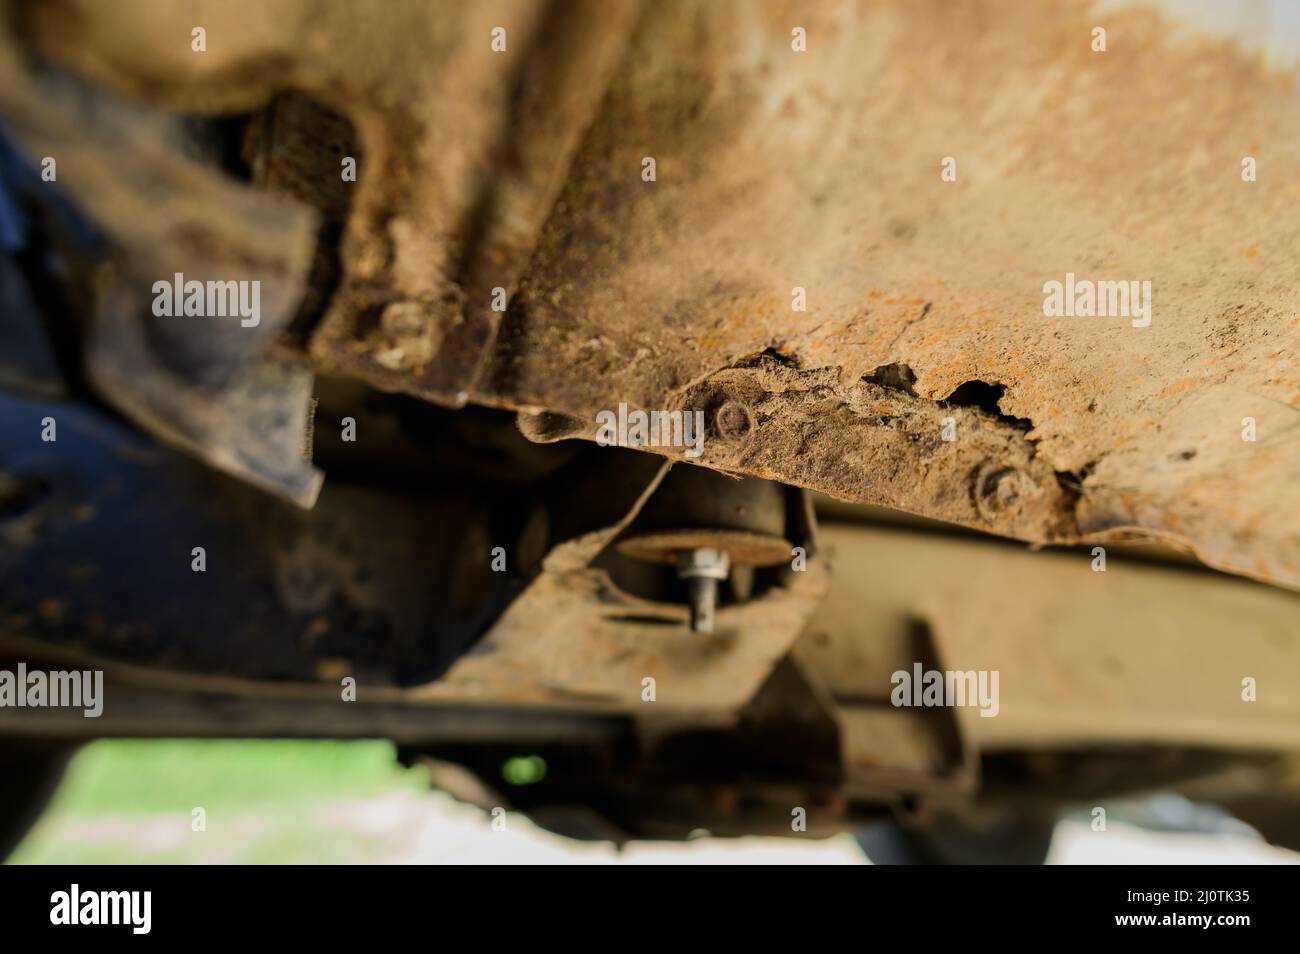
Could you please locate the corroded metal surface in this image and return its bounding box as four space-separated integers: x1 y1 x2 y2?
2 0 1297 588
419 459 832 713
801 522 1300 752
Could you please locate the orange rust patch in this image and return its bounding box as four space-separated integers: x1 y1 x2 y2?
1157 378 1197 400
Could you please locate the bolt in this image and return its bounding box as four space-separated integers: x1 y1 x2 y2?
374 301 441 370
975 465 1029 519
714 400 753 441
380 301 427 339
676 547 730 634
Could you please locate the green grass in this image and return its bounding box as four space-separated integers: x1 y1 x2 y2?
8 739 431 864
44 739 427 813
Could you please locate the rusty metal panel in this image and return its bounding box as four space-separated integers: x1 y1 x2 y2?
802 522 1300 752
3 0 1297 589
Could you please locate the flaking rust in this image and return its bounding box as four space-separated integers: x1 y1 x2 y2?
518 350 1076 545
7 0 1299 588
685 357 1078 545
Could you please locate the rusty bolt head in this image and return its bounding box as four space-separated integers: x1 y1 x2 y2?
374 301 441 370
380 301 428 339
714 400 753 441
976 466 1029 519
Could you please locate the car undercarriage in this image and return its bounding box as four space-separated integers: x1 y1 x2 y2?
0 0 1298 864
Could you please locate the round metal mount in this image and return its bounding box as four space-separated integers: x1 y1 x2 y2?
616 528 792 568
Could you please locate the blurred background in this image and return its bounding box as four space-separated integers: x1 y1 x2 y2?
9 739 1297 865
